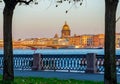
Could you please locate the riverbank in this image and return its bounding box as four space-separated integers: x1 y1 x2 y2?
0 70 120 83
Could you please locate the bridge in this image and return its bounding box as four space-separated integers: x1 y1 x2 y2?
21 44 71 49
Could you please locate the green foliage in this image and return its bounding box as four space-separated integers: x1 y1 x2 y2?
0 75 104 84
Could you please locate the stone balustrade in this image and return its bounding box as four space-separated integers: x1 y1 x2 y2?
0 53 119 74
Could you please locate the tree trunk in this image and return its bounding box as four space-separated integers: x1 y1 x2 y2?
3 4 14 81
104 0 118 84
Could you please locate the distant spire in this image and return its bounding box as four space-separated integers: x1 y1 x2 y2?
74 34 77 36
54 33 59 38
65 21 67 25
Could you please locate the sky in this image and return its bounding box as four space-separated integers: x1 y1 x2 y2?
0 0 120 40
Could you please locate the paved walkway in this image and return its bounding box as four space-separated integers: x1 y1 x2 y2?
0 70 120 82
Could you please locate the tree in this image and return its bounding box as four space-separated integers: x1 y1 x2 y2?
0 0 35 81
104 0 119 84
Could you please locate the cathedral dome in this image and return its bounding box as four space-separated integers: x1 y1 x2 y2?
62 22 70 31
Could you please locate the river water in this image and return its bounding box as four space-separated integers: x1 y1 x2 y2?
0 49 120 55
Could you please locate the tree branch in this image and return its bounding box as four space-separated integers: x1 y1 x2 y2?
116 16 120 23
17 0 33 5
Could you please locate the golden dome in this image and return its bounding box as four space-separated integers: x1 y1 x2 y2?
62 22 70 31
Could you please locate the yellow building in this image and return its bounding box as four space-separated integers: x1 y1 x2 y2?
93 35 99 47
68 35 81 47
0 40 3 48
116 33 120 48
80 35 94 48
98 34 104 48
93 34 104 48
